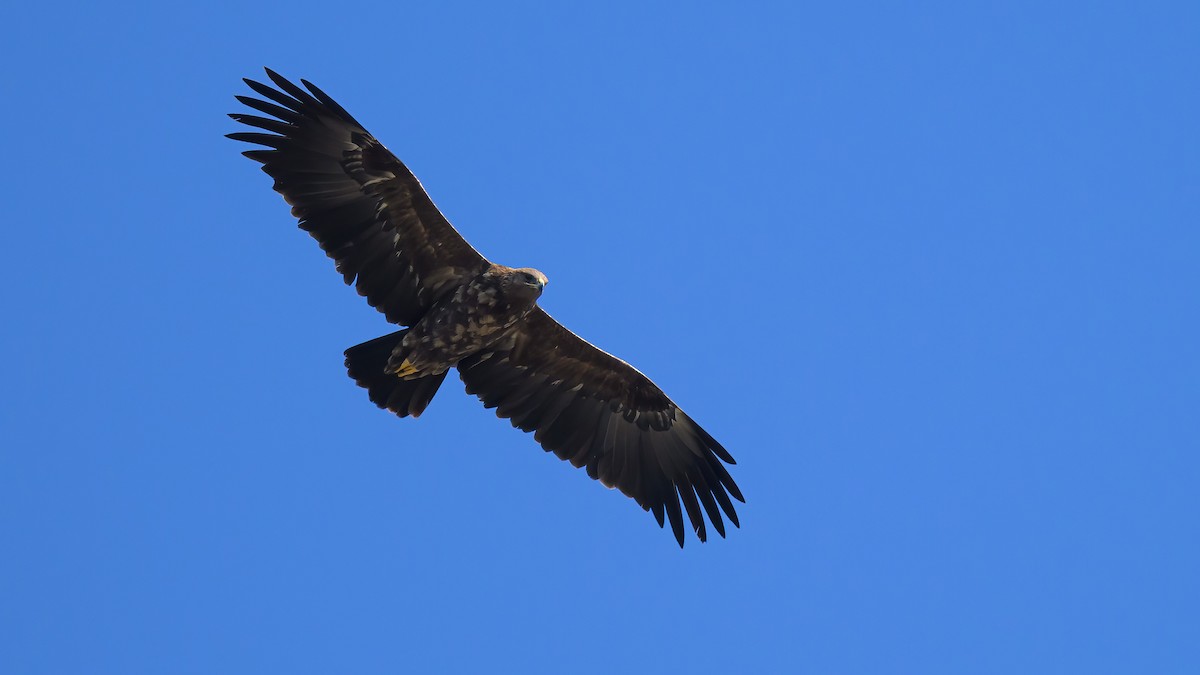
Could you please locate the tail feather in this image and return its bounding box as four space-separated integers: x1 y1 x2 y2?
344 330 447 418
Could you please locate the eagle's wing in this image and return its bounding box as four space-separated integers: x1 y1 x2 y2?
458 308 743 546
228 69 488 326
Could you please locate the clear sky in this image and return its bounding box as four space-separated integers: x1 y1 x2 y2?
2 2 1197 673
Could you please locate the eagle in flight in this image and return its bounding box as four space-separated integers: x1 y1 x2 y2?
229 69 743 546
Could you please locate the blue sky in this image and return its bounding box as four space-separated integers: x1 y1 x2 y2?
2 1 1197 673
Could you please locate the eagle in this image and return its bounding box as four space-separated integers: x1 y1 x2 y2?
228 69 743 546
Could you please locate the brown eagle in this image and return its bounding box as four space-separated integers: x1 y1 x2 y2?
229 69 743 546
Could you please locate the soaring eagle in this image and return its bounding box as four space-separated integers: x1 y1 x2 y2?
229 69 743 546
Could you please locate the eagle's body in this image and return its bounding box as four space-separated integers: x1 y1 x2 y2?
230 69 743 546
386 264 548 380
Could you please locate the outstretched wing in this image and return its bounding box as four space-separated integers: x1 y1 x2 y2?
458 308 744 547
228 69 489 326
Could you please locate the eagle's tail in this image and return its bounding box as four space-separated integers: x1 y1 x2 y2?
344 330 448 418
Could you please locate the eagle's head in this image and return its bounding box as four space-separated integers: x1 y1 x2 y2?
500 267 549 305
